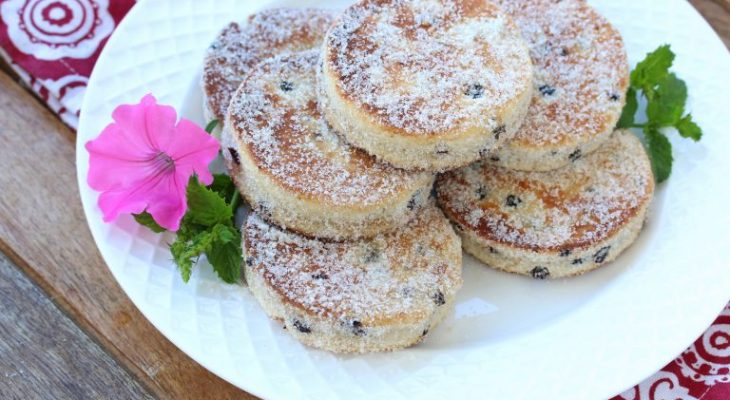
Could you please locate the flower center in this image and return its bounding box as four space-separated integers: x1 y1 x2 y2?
152 152 176 173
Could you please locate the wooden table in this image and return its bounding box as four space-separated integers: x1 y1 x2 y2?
0 2 727 399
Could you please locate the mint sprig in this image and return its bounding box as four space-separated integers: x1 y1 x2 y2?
135 173 242 284
617 45 702 183
172 175 241 283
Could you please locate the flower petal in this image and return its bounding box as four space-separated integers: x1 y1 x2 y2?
96 168 186 231
86 123 155 191
145 172 188 231
111 94 178 152
166 118 220 185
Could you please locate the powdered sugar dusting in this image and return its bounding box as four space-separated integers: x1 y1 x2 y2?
229 50 431 206
203 8 335 122
244 205 462 322
325 0 532 135
494 0 629 146
437 131 653 249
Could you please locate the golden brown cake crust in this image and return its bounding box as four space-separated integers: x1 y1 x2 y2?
203 8 335 123
228 50 432 208
490 0 629 171
437 130 654 253
244 205 462 327
323 0 533 138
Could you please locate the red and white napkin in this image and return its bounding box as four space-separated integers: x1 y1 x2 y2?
1 1 727 399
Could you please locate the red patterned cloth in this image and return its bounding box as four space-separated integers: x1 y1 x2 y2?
0 0 134 127
1 1 727 399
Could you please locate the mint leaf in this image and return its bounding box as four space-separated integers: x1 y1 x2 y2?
169 241 192 282
209 173 236 203
617 87 638 128
676 114 702 141
646 73 687 127
644 127 673 183
207 225 242 283
619 44 702 184
170 230 216 282
631 45 674 91
168 175 243 284
133 211 166 233
186 176 232 226
205 119 219 134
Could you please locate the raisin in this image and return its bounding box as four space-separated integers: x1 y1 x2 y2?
559 249 572 257
280 81 294 92
407 194 418 211
594 246 611 264
465 84 484 99
572 258 583 265
227 147 240 165
609 93 621 101
433 291 446 306
539 85 556 96
245 257 254 266
506 195 522 207
258 203 273 219
364 247 380 263
493 125 507 140
569 149 582 162
421 329 429 337
559 47 569 56
311 272 329 280
531 266 550 280
351 320 366 336
293 320 311 333
476 186 488 200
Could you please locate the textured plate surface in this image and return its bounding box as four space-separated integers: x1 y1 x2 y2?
76 1 730 399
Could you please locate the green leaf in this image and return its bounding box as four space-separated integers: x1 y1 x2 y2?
631 45 675 90
212 224 236 244
209 173 236 203
646 73 687 127
617 87 638 128
186 176 232 226
207 225 242 284
133 212 166 233
169 230 217 283
205 119 219 134
676 114 702 141
169 241 192 282
644 127 673 183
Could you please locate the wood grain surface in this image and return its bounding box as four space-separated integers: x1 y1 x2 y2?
0 253 152 400
0 2 727 399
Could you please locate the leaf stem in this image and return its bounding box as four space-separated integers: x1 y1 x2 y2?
229 188 241 213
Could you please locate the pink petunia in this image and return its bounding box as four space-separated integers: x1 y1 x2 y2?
86 94 219 231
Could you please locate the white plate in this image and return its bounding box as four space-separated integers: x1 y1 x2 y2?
76 1 730 399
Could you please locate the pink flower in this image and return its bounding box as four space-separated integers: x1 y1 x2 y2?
86 94 219 231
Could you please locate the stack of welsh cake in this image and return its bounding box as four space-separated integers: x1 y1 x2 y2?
201 0 653 354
